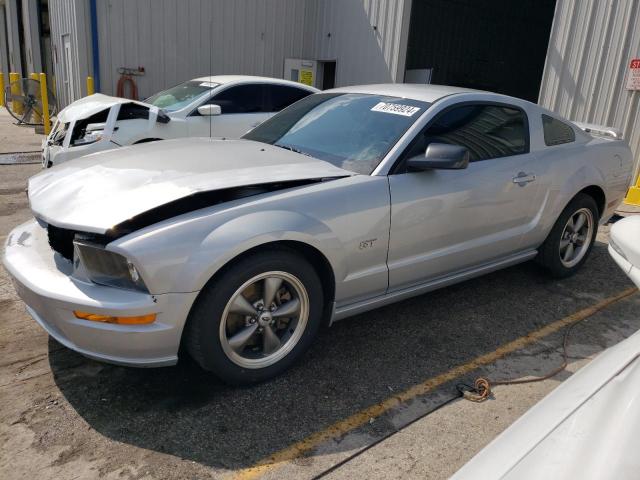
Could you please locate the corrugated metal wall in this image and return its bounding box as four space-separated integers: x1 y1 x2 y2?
48 0 92 106
96 0 310 100
539 0 640 182
0 5 10 77
21 0 42 74
304 0 411 86
5 0 23 74
88 0 410 99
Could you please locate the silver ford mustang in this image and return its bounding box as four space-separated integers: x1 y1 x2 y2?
3 84 634 384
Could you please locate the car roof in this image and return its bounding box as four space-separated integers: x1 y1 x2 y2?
191 75 318 91
325 83 483 103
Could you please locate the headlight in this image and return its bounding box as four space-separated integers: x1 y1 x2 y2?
72 129 104 146
73 241 148 292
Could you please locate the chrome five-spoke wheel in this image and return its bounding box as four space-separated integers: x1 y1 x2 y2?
559 207 594 268
219 271 310 369
537 193 599 278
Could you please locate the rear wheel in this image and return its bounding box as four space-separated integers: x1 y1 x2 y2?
537 193 599 278
184 249 323 384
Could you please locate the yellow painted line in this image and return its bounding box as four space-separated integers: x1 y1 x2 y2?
230 287 638 480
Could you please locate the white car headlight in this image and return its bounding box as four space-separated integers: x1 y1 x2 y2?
72 129 104 146
73 241 147 292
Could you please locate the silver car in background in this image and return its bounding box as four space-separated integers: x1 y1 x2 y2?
4 84 634 384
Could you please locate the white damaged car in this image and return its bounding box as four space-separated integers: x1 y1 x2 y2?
42 75 317 167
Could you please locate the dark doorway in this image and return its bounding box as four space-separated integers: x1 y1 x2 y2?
405 0 556 102
320 61 336 90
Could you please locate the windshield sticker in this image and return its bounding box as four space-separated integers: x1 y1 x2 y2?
199 82 219 88
371 102 421 117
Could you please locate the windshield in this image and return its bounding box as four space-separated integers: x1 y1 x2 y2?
145 80 219 111
243 93 429 174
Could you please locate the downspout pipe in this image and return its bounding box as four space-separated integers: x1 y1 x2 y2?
89 0 100 93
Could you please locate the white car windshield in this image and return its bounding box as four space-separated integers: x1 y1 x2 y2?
145 80 220 111
243 93 430 174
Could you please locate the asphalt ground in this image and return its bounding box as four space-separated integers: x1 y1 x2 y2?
1 163 639 479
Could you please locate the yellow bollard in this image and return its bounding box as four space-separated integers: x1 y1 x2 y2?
39 73 51 136
10 72 24 115
625 175 640 206
0 72 4 107
87 76 95 96
29 73 42 123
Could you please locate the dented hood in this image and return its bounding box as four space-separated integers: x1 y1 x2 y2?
56 93 154 123
28 138 352 233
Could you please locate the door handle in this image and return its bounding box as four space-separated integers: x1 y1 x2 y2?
513 172 536 186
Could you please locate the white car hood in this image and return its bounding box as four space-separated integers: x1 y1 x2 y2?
56 93 154 123
452 327 640 480
28 138 352 233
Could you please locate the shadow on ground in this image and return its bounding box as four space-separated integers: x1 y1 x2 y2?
50 243 633 470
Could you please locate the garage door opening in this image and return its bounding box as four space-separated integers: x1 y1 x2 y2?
405 0 557 102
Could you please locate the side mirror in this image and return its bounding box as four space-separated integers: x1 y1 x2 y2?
156 109 171 124
197 104 221 116
406 143 470 171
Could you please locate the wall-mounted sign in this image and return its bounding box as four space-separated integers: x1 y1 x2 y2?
299 69 314 86
627 58 640 91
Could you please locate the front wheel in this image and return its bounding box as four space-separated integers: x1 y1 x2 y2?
537 193 599 278
184 248 323 384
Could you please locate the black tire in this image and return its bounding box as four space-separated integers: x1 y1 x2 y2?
183 248 324 385
537 193 599 278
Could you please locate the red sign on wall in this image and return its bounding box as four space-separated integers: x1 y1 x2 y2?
627 58 640 91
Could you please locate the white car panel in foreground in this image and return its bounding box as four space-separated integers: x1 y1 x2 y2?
452 327 640 480
42 75 317 167
609 215 640 288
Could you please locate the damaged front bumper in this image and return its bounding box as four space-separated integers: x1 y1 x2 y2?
42 139 119 167
3 220 198 367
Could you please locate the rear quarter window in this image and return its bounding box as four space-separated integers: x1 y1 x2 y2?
542 114 575 146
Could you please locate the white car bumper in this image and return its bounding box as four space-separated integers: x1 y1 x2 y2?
3 220 199 367
42 140 118 168
609 244 640 288
609 216 640 289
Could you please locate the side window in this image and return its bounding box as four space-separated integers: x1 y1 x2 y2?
402 104 529 164
209 84 267 114
264 85 312 112
542 114 575 146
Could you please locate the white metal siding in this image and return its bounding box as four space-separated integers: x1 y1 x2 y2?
303 0 411 86
21 0 42 74
49 0 92 106
96 0 310 99
89 0 409 98
539 0 640 182
5 0 22 74
0 6 9 77
47 0 411 102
